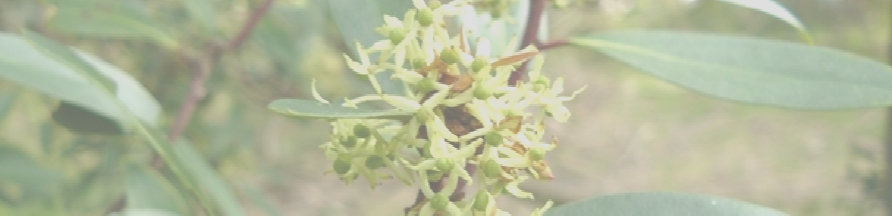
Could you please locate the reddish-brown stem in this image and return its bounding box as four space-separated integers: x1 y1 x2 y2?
107 0 275 214
508 0 547 85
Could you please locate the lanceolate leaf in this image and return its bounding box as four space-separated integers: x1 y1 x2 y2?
126 164 188 215
173 141 246 216
571 31 892 110
48 4 178 48
710 0 811 42
268 99 413 120
544 192 786 216
0 31 162 132
0 32 227 214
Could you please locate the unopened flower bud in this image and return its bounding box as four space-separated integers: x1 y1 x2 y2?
341 136 357 148
482 159 501 178
354 124 371 138
484 132 502 147
430 193 449 211
389 28 407 44
440 48 460 64
528 147 545 161
436 158 454 172
333 158 352 175
473 190 491 211
418 8 434 27
365 155 386 169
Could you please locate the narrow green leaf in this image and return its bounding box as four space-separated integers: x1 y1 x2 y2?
173 141 246 216
710 0 811 43
0 32 132 131
48 4 177 48
125 164 187 215
328 0 412 94
22 30 116 92
544 192 786 216
571 31 892 109
268 99 414 120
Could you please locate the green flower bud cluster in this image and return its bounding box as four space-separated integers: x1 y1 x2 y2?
319 0 584 215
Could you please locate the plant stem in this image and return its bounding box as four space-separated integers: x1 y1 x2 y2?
507 0 569 85
104 0 275 214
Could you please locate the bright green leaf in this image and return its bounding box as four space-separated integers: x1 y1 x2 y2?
571 31 892 110
173 141 246 216
125 164 187 215
711 0 811 43
544 192 786 216
268 99 413 120
48 4 177 48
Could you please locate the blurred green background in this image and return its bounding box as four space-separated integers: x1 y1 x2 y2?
0 0 889 215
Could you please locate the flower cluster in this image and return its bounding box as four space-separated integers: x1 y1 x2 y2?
315 0 582 215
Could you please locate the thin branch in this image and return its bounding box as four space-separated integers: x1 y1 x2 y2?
509 0 548 85
105 0 275 214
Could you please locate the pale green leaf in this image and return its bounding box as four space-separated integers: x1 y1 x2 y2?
571 30 892 109
125 165 187 215
173 141 246 216
268 99 413 120
0 32 132 131
48 4 177 48
545 192 786 216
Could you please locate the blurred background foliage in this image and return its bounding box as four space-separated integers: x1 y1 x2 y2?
0 0 889 215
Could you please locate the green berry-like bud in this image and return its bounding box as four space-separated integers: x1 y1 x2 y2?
533 78 549 92
365 155 385 169
418 8 434 27
528 147 545 161
354 124 371 138
333 159 351 175
389 28 406 44
471 56 488 72
342 136 357 148
430 193 449 211
436 158 454 172
429 0 442 9
473 190 491 211
416 77 436 94
482 159 501 178
440 48 460 64
473 83 492 99
484 132 502 147
412 58 427 69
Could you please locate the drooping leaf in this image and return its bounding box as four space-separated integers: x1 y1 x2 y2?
328 0 412 94
0 31 162 133
173 141 246 216
710 0 811 42
268 99 414 120
544 192 786 216
571 30 892 110
47 4 177 48
125 164 187 215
